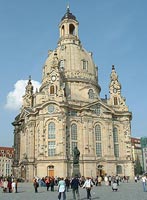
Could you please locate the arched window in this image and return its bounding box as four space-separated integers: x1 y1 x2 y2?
114 97 118 105
69 24 75 35
88 89 94 99
95 124 102 157
61 25 65 36
48 122 55 139
113 127 119 157
50 85 54 94
95 104 101 115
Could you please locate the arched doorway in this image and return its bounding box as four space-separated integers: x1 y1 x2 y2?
47 165 54 177
21 165 26 180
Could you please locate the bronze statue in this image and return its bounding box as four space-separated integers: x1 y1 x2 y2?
73 146 80 164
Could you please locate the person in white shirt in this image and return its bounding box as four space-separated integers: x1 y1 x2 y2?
142 175 147 192
82 177 93 199
58 177 66 200
12 180 16 193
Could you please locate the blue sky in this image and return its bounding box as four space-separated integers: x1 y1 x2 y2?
0 0 147 147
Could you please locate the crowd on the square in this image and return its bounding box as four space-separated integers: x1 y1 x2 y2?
32 174 130 199
0 173 147 199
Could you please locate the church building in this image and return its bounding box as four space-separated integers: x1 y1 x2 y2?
12 7 134 181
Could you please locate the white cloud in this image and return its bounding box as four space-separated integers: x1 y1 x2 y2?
5 80 41 111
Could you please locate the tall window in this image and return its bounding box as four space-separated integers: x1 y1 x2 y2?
48 122 56 156
114 97 118 105
95 125 102 157
60 60 64 71
50 85 54 94
61 25 65 36
96 143 102 157
88 89 94 99
95 104 101 115
95 125 101 141
116 165 122 174
71 124 77 140
71 123 77 154
48 122 55 139
113 127 119 157
69 24 75 35
48 141 56 156
82 60 88 70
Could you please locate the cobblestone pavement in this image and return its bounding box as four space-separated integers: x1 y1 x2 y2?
0 180 146 200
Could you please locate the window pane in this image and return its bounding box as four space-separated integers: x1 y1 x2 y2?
71 124 77 140
48 122 55 139
48 141 56 156
95 104 100 115
95 125 101 141
88 89 94 99
113 127 118 143
71 142 77 154
96 143 102 157
116 165 122 174
114 144 119 157
50 85 54 94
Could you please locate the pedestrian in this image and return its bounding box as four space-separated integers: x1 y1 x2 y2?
15 178 18 193
58 177 66 200
141 175 147 192
112 181 118 191
134 176 137 183
98 176 102 186
7 179 12 193
50 176 55 191
82 177 93 200
65 177 70 192
33 178 39 193
11 180 16 193
104 175 109 186
45 177 50 191
3 178 8 193
108 175 112 186
71 175 80 200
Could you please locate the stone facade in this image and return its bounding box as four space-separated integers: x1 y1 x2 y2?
12 7 134 181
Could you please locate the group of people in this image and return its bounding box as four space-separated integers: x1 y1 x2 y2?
0 176 18 193
57 176 94 200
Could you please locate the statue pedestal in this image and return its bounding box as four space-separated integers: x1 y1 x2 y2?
72 164 80 177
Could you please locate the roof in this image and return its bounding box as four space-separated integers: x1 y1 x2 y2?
61 6 77 21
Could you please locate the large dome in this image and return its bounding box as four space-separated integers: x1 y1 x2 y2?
44 44 98 85
41 7 101 100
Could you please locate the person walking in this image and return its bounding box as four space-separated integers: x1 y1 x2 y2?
82 177 93 200
71 175 80 200
3 178 8 193
58 177 66 200
33 178 39 193
11 180 16 193
141 175 147 192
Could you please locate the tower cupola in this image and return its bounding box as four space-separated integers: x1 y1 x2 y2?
58 5 80 46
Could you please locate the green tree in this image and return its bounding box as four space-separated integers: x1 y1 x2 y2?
134 155 143 175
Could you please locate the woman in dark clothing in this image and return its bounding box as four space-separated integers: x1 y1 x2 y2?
7 179 12 193
33 179 39 193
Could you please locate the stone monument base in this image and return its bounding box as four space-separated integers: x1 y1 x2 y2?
72 164 80 177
